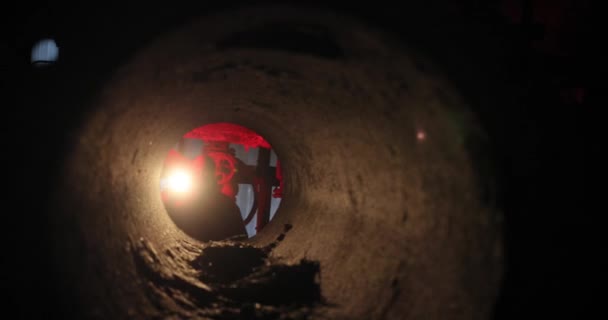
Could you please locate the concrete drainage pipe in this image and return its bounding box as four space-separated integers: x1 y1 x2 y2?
51 6 503 320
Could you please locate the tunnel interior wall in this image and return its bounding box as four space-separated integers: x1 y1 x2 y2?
51 6 503 319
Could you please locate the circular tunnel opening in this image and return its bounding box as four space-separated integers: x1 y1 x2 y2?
160 122 283 241
46 6 505 319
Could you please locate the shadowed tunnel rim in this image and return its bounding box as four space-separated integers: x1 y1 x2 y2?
50 5 504 319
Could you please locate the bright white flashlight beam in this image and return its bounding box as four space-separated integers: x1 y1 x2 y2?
168 169 192 193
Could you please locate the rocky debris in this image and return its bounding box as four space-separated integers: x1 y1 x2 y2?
131 224 325 319
217 260 321 306
191 244 267 285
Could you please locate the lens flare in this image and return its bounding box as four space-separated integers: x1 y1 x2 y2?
168 169 192 194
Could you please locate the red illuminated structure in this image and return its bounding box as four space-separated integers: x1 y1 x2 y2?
162 123 282 232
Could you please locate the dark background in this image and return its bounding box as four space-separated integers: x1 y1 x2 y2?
1 0 592 318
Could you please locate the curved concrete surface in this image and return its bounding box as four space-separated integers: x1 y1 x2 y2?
50 6 503 320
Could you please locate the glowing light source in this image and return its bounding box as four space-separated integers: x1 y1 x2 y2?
167 169 193 194
416 130 426 141
31 39 59 65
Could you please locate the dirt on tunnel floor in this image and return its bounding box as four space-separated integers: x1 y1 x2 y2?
131 224 326 319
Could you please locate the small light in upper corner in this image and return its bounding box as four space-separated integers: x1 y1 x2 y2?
31 39 59 66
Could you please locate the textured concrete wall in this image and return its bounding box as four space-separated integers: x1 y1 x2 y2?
50 6 503 320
